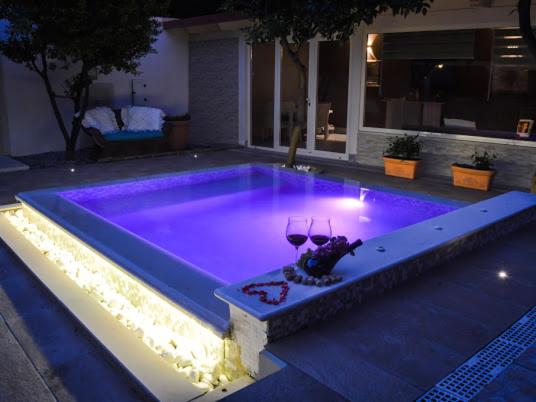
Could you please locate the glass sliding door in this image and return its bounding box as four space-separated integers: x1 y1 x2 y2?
251 43 275 147
314 40 350 154
280 43 309 148
248 38 352 157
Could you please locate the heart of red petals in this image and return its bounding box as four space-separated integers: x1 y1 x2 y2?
241 281 289 305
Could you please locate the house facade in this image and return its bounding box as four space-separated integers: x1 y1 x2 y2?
177 0 536 189
0 1 535 189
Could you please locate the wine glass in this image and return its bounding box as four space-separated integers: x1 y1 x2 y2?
286 216 308 264
309 217 332 247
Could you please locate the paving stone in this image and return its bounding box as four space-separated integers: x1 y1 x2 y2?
0 318 55 402
0 268 58 322
390 275 529 335
221 365 348 402
268 332 424 401
515 345 536 372
474 364 536 402
271 304 465 392
43 350 145 402
6 306 101 374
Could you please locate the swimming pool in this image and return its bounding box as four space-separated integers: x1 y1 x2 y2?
5 163 536 387
58 165 457 284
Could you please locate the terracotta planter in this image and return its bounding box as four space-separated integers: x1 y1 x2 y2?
164 120 189 151
451 164 495 191
383 157 421 180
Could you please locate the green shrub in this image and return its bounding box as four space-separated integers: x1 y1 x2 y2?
384 134 422 160
471 150 496 170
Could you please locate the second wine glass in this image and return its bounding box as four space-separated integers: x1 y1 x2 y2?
308 217 332 246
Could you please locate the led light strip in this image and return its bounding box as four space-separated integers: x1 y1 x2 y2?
2 206 245 391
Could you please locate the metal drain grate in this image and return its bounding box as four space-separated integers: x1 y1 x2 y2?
418 306 536 402
419 388 465 402
500 316 536 347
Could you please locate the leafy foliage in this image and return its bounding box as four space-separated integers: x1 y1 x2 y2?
224 0 432 45
384 134 422 160
471 150 496 171
0 0 168 159
224 0 433 166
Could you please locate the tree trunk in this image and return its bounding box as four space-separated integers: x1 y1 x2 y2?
65 142 76 161
66 84 90 161
281 39 308 167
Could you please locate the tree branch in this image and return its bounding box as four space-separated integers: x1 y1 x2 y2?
280 36 307 76
38 51 70 144
29 58 45 79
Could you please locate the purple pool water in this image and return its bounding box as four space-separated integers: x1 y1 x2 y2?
61 165 456 284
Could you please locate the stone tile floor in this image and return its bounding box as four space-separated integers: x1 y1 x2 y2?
0 148 533 401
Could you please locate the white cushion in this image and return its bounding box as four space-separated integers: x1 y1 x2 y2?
121 106 165 131
82 107 119 133
443 118 476 130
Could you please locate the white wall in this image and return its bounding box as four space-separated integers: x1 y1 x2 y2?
0 25 188 156
0 56 75 156
92 27 189 115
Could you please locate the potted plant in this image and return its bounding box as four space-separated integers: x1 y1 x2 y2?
383 134 422 179
451 150 496 191
164 113 190 151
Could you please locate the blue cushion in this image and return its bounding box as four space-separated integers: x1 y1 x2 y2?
103 130 163 142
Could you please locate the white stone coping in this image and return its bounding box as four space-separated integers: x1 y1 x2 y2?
215 191 536 321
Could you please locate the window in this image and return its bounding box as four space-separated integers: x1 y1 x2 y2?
363 28 536 141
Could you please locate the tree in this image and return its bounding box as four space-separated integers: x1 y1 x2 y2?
0 0 168 160
518 0 536 60
224 0 433 167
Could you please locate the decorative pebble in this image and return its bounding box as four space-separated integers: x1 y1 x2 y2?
161 351 174 363
281 266 343 288
218 374 229 385
188 368 200 383
195 381 210 390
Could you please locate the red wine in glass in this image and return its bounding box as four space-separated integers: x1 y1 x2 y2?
309 217 332 247
286 234 308 247
310 234 330 246
286 216 308 264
